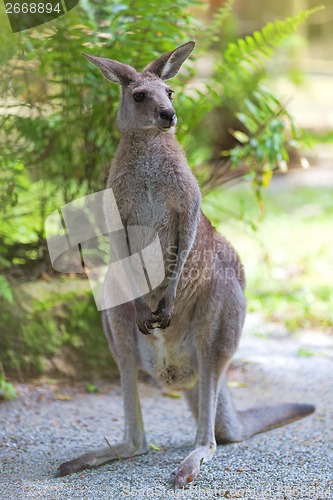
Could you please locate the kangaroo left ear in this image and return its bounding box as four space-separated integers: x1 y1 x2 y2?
143 41 195 80
82 53 138 86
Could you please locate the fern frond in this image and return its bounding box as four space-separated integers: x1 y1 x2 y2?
216 6 324 96
197 0 234 53
226 6 323 65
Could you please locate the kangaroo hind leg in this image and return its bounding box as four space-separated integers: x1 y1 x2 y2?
55 308 149 477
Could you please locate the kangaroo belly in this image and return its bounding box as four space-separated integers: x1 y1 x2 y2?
137 328 199 391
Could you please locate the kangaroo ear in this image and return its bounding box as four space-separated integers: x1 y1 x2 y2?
143 41 195 80
82 53 137 86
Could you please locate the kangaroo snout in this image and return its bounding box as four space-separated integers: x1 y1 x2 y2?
158 108 177 128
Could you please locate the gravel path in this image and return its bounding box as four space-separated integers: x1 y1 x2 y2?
1 317 332 499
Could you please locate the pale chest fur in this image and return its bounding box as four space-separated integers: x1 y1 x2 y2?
108 161 177 229
136 324 199 390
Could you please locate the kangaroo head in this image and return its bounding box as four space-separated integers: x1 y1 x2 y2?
82 42 195 133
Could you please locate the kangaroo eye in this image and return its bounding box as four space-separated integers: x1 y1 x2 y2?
133 92 145 103
167 90 174 100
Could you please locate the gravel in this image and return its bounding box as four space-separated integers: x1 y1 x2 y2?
1 318 332 499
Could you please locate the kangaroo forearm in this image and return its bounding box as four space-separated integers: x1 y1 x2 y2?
165 198 201 295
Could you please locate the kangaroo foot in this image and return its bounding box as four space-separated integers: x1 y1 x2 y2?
172 444 216 489
55 441 148 477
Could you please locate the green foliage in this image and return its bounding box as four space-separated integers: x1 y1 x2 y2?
0 0 199 264
186 5 324 194
248 284 333 333
0 1 322 267
0 377 17 401
303 129 333 147
0 280 116 378
0 275 13 303
225 87 297 210
0 0 197 197
217 7 322 89
208 186 333 334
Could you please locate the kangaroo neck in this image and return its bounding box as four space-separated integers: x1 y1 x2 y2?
118 128 179 154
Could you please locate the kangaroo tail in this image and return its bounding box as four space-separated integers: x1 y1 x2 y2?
236 402 315 440
210 378 316 444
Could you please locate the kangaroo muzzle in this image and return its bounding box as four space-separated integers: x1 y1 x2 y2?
158 108 177 129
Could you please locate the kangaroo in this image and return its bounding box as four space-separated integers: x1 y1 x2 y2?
55 42 315 488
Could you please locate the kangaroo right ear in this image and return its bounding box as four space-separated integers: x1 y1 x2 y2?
143 41 195 80
82 53 137 86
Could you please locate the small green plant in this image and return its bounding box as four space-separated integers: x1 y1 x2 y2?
0 363 16 401
85 383 98 393
149 442 161 451
297 348 315 357
0 378 16 401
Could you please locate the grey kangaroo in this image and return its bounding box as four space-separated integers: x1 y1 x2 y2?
55 41 315 488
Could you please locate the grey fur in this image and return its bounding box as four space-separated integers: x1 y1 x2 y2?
55 42 315 488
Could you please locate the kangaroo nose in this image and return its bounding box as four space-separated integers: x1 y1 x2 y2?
159 109 176 126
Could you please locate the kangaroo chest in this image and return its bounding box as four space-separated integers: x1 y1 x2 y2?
107 154 183 255
125 177 171 225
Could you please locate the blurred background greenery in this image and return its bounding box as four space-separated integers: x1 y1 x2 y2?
0 0 332 391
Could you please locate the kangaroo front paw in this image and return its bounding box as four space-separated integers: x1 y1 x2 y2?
137 317 157 335
153 297 173 329
135 303 157 335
